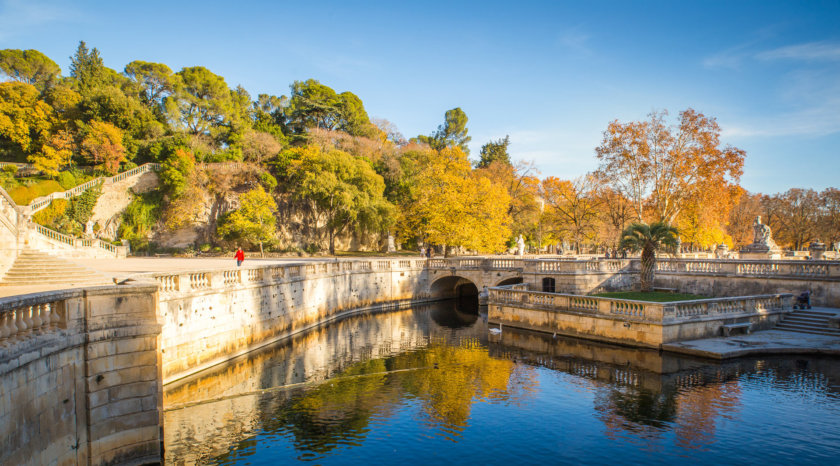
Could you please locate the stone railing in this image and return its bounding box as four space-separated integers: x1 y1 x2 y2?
26 162 161 215
0 293 67 342
30 222 127 257
488 283 792 325
149 258 429 294
654 258 840 279
427 257 526 270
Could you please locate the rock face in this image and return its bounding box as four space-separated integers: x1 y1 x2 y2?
91 171 160 240
740 216 782 259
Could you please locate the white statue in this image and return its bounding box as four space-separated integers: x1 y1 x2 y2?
387 235 396 253
516 235 525 256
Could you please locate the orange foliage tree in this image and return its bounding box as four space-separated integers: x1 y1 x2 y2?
80 120 125 174
595 109 745 225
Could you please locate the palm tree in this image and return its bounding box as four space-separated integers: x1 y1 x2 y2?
619 222 679 292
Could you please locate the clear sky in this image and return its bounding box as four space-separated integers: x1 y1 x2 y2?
1 0 838 194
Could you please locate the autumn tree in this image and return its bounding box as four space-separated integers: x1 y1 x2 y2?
475 159 540 242
766 189 821 250
398 146 510 254
0 82 53 158
30 130 73 177
598 187 634 248
80 120 125 174
595 109 745 223
241 130 282 163
727 188 763 247
541 175 603 253
217 186 278 255
285 145 393 254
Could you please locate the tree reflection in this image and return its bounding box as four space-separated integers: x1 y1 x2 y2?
259 337 531 456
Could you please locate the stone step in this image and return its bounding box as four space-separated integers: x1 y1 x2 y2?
774 327 840 337
0 250 110 286
796 310 838 317
782 316 830 325
776 321 834 331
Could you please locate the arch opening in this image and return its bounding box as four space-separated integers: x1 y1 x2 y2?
495 277 523 287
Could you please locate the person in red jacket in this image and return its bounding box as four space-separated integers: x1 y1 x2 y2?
235 247 245 267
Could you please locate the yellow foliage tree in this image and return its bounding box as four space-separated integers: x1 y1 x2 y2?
398 147 511 254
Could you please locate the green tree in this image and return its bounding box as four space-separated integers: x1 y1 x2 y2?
217 186 278 256
124 60 178 109
170 66 232 136
285 145 393 254
619 222 678 292
159 148 195 197
0 49 61 89
417 107 471 154
287 80 373 137
69 41 114 95
476 135 511 168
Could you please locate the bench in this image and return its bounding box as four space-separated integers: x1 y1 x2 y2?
721 322 751 337
653 287 678 293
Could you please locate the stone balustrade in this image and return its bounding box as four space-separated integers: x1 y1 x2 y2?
489 284 791 325
487 282 793 347
151 258 429 294
654 258 840 279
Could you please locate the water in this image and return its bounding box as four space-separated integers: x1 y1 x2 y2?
164 300 840 465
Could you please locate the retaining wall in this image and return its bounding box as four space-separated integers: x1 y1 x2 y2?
0 285 162 466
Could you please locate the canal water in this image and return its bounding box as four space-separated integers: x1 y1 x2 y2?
164 299 840 465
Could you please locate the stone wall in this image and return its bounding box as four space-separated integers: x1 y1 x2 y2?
152 259 432 384
487 286 791 348
0 285 162 466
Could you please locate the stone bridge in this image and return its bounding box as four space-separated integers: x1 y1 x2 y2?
427 257 526 298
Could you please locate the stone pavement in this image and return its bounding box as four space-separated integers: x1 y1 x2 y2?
662 325 840 359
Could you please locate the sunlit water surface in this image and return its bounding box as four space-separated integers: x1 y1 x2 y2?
164 300 840 465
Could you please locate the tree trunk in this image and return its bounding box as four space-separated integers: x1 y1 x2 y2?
640 244 655 292
329 226 335 255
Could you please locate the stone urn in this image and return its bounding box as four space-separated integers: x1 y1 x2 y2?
809 240 826 260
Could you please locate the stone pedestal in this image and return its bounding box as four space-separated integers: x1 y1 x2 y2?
809 241 826 260
739 247 781 260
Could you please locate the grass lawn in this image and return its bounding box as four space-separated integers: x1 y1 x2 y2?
593 291 709 302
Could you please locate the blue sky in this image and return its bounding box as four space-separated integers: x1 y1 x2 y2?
1 0 838 193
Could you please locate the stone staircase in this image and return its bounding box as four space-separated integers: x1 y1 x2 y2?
775 308 840 337
0 250 111 287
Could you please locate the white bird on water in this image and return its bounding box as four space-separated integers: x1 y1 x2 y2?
489 323 503 335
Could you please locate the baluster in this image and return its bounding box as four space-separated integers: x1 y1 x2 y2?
15 308 28 333
22 305 35 332
0 311 11 341
30 303 44 332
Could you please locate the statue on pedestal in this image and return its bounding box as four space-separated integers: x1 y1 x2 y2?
740 216 781 259
516 235 525 256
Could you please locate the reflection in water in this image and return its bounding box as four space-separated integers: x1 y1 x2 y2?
164 301 840 465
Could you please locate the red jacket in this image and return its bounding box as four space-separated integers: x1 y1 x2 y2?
235 250 245 261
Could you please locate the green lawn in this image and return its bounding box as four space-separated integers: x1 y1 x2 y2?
593 291 708 302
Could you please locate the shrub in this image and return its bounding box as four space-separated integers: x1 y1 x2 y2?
57 171 77 190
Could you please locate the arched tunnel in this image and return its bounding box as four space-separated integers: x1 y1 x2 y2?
429 275 480 316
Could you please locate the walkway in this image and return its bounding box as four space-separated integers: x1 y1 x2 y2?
662 309 840 359
0 256 379 298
